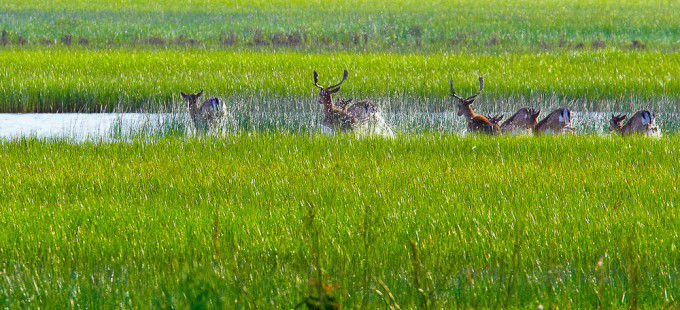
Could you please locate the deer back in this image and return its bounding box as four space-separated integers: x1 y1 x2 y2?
469 115 501 135
501 107 540 132
534 108 571 134
622 110 654 135
346 100 376 121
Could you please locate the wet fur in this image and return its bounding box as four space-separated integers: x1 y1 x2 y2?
610 110 657 136
181 91 226 130
534 108 571 135
500 107 541 133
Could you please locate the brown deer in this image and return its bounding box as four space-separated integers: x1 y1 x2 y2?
450 77 500 135
609 110 658 136
486 114 505 125
314 70 377 131
499 107 541 133
180 90 226 131
533 108 572 135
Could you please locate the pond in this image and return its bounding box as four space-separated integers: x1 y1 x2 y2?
0 110 675 141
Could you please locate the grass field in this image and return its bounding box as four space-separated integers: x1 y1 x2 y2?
1 0 679 51
0 134 679 308
2 49 679 113
2 0 679 308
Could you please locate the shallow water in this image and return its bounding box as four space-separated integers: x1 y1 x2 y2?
0 110 675 141
0 113 169 141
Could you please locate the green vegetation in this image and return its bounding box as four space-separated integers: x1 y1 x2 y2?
2 49 679 112
1 1 678 307
1 0 679 51
0 134 678 308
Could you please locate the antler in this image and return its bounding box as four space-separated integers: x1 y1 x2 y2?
449 79 464 101
450 77 484 101
465 77 484 101
328 70 349 91
313 71 323 89
528 107 541 117
487 114 504 124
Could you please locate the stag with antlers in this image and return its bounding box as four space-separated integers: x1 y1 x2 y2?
450 77 500 135
314 70 377 131
609 110 658 136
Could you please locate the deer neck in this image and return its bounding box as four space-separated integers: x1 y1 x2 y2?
321 95 336 114
461 105 476 119
613 123 624 133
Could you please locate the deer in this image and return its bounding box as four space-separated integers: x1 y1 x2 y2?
609 110 658 136
314 70 377 131
180 90 227 131
486 114 505 126
533 108 572 135
450 77 500 135
499 107 541 133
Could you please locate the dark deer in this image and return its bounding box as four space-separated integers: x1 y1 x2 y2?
500 107 541 133
533 108 572 135
450 77 500 135
609 110 658 136
486 114 505 125
180 90 226 131
314 70 377 131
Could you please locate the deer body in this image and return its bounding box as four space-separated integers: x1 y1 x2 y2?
533 108 572 135
500 107 541 133
322 101 356 130
314 70 378 132
346 101 376 122
609 110 658 136
460 105 500 134
450 77 500 135
181 91 227 131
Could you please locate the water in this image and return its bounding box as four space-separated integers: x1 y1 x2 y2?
0 113 170 141
0 110 675 141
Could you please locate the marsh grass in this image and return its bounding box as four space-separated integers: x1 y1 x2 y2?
1 0 679 52
0 134 679 308
2 49 679 114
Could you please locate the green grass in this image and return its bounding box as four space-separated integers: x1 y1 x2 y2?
2 49 679 112
1 0 679 51
0 134 678 308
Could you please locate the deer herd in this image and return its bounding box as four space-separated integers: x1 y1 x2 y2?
179 70 660 136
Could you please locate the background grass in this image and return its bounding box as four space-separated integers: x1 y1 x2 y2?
0 134 678 308
2 1 679 307
1 49 679 113
1 0 679 51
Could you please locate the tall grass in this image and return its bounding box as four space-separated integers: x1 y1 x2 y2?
1 0 679 51
1 49 679 112
0 134 678 308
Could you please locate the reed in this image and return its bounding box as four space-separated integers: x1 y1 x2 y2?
0 133 678 308
1 49 679 113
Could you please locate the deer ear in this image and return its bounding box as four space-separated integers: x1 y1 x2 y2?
180 92 188 99
197 90 204 97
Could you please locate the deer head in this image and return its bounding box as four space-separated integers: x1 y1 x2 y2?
527 108 541 128
487 114 504 125
609 113 626 132
180 90 204 109
450 77 484 118
314 70 348 107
